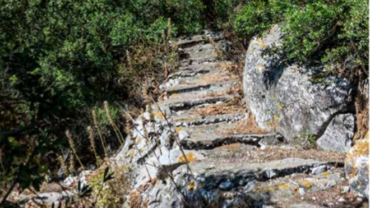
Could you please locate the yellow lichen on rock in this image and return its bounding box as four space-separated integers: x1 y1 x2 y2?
260 41 267 48
345 134 369 179
300 180 312 188
178 153 197 163
186 180 197 191
276 183 290 189
278 103 284 110
365 130 370 140
321 172 329 178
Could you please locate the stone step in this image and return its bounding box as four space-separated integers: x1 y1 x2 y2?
170 158 345 208
167 69 233 89
180 133 279 150
174 158 342 190
179 41 226 64
170 61 235 79
202 145 346 164
166 94 236 112
165 80 238 96
177 31 225 48
248 170 344 204
171 113 246 127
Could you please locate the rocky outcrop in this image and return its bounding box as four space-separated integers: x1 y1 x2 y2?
243 25 354 143
345 133 369 199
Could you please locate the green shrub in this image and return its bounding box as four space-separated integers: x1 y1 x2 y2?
233 0 368 79
281 1 341 63
234 0 272 39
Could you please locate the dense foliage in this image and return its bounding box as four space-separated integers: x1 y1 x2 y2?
0 0 206 203
234 0 369 80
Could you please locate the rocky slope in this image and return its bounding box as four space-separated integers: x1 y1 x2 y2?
117 31 367 208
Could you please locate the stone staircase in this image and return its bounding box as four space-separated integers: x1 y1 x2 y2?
122 32 366 208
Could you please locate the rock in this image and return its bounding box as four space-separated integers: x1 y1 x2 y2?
345 134 369 199
317 114 355 152
243 25 354 141
219 181 233 190
342 186 350 193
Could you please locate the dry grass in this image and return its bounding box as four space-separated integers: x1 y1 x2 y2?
217 112 267 135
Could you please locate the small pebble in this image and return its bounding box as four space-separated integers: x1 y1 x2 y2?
312 197 316 200
219 181 233 191
341 186 350 193
338 197 345 202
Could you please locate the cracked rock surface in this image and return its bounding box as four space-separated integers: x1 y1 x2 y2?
243 25 355 142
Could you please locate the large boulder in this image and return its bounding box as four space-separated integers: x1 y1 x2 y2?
243 25 354 142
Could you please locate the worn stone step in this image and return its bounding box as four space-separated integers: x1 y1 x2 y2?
168 64 230 84
180 133 279 150
165 80 238 96
166 94 236 112
170 61 235 79
175 120 271 149
171 113 246 127
174 158 341 190
248 169 344 204
163 71 233 92
168 70 233 89
177 31 225 48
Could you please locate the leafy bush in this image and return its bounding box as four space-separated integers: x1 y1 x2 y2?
234 0 272 39
234 0 369 80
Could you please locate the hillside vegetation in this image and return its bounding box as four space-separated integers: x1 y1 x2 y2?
0 0 368 207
